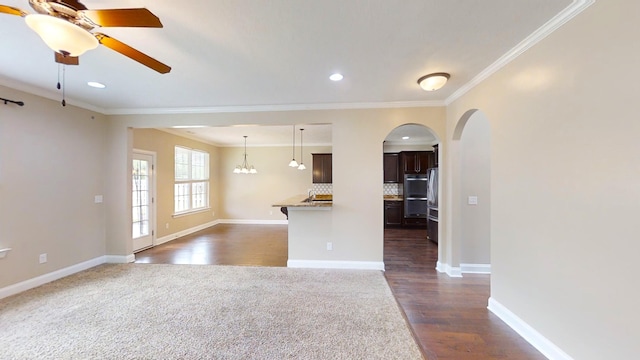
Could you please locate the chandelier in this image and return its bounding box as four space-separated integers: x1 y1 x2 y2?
233 136 257 174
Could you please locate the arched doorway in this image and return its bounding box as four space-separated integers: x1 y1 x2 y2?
382 124 439 260
449 110 491 275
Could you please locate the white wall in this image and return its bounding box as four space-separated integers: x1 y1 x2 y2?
0 85 107 288
447 1 639 358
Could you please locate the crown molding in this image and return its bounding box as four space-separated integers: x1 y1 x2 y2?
0 77 106 114
445 0 595 105
105 100 445 116
1 0 594 116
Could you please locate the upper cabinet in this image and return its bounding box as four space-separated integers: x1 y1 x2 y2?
383 153 400 183
401 151 434 174
312 153 332 183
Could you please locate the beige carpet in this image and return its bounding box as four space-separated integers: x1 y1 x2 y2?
0 264 423 359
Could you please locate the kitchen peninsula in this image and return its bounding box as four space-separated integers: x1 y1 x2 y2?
272 194 332 268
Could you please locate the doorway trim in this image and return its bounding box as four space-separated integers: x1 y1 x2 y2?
132 149 157 252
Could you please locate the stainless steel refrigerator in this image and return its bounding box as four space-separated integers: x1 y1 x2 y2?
427 167 439 242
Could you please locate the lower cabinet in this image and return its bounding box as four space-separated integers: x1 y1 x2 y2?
402 217 427 228
384 201 403 227
427 208 438 243
427 219 438 243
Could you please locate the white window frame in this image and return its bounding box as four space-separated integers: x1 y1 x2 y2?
174 146 210 216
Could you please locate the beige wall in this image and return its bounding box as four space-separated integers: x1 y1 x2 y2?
133 128 331 228
132 129 220 238
6 2 637 357
460 112 491 265
219 145 331 220
105 107 446 265
0 85 107 288
447 1 639 358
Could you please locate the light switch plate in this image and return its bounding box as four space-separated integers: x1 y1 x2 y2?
468 196 478 205
94 195 103 203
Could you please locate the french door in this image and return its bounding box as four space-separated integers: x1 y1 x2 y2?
132 151 155 252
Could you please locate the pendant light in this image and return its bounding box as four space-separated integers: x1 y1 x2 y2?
233 136 257 174
288 125 299 167
297 128 306 170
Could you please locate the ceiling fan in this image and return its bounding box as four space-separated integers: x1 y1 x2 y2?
0 0 171 73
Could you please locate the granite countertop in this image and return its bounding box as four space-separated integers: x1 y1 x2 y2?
272 194 333 208
383 195 403 201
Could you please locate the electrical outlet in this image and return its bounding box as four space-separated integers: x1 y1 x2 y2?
39 253 47 264
269 210 273 215
212 211 215 217
165 223 169 229
327 242 333 251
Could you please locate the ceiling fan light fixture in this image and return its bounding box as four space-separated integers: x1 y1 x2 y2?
25 14 98 57
417 72 450 91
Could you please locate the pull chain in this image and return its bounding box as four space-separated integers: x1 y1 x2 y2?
56 64 67 106
62 65 66 107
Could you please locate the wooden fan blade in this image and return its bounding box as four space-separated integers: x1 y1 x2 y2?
55 52 79 65
95 33 171 74
0 5 27 17
80 9 162 27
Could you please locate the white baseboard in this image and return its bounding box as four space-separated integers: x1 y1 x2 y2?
435 261 462 277
288 259 385 271
219 219 288 225
105 254 135 263
461 263 491 274
0 256 105 300
488 297 573 360
156 220 220 245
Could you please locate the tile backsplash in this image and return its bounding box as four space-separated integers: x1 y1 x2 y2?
313 183 332 194
383 183 402 196
313 183 402 196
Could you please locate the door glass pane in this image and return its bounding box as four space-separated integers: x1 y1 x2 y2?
133 158 151 239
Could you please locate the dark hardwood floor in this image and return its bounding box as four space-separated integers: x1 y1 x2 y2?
383 228 545 359
135 224 544 359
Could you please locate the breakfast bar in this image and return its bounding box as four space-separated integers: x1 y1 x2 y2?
272 194 332 268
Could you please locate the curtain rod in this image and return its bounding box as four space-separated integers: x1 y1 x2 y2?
0 97 24 106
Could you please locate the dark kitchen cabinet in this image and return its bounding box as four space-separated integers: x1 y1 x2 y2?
402 217 427 228
401 151 434 174
383 153 400 183
384 201 403 227
427 218 438 243
312 153 332 183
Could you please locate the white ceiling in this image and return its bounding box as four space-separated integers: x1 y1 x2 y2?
0 0 579 145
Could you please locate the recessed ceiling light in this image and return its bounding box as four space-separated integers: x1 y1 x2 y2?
329 73 344 81
87 81 106 89
402 136 410 140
